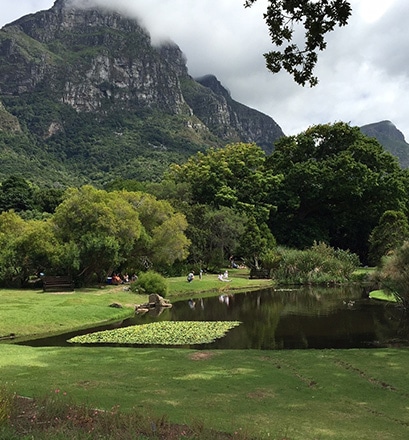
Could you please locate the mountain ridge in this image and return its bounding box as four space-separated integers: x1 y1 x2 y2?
360 120 409 168
0 1 408 188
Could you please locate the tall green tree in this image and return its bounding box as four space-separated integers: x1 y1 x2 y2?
185 205 246 269
52 186 143 283
266 123 408 262
166 143 280 267
238 216 276 270
52 186 190 282
119 191 190 270
168 142 280 222
0 212 60 286
245 0 352 86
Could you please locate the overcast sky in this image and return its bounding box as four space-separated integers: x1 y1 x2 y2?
0 0 408 140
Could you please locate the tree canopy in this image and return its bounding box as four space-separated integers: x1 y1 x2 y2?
266 122 408 262
245 0 352 86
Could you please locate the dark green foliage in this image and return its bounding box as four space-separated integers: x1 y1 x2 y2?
376 241 409 308
271 242 360 285
3 93 213 185
238 216 276 270
266 122 407 262
130 270 169 297
0 175 35 212
245 0 352 86
368 210 409 266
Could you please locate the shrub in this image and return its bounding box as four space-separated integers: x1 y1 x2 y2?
376 241 409 308
130 271 168 297
270 243 360 285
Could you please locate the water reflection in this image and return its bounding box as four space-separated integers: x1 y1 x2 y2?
17 285 409 350
133 285 408 349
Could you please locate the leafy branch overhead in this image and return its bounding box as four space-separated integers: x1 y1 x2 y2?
245 0 352 86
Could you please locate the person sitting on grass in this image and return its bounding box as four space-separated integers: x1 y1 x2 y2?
187 271 194 283
218 273 231 282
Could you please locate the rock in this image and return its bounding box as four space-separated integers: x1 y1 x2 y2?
109 302 123 308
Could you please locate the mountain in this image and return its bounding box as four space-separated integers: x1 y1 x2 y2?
0 0 284 187
360 120 409 168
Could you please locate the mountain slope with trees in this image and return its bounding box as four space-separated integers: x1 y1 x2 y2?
0 0 283 187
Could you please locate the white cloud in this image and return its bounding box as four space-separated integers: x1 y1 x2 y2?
0 0 408 140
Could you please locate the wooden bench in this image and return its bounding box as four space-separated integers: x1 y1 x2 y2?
42 275 74 292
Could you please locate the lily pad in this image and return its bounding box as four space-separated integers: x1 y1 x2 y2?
68 321 241 345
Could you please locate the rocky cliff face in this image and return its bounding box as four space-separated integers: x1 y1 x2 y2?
0 0 283 160
360 121 409 168
0 0 188 115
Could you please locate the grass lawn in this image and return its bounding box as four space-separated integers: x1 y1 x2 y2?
167 268 273 299
1 270 409 439
2 345 409 439
0 286 141 341
0 269 270 341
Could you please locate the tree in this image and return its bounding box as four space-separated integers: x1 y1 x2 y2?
52 186 143 283
244 0 352 86
0 212 61 286
119 191 190 270
165 143 281 268
368 211 409 266
0 175 35 213
168 142 280 222
238 216 276 271
185 205 246 269
266 123 408 262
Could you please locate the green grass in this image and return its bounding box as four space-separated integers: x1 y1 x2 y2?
168 268 272 299
2 272 409 438
0 286 141 341
0 269 268 341
1 345 409 439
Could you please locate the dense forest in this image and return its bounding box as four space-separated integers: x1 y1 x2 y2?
1 122 408 294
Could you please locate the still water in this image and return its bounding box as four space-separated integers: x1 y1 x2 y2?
20 285 409 350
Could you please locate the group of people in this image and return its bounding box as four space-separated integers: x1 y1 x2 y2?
218 270 231 282
187 269 231 283
107 273 137 285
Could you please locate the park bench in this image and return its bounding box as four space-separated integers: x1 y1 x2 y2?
42 275 74 292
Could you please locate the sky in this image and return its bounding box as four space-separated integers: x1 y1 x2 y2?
0 0 408 140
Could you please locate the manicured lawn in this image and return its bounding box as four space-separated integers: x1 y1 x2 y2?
2 272 409 438
167 268 273 298
0 269 270 341
2 345 409 439
0 286 141 341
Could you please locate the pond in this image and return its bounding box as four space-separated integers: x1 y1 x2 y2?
20 285 409 350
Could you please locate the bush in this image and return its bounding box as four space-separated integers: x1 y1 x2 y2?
376 241 409 307
270 243 360 285
130 271 168 297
